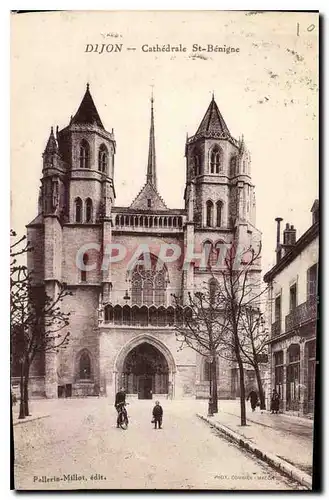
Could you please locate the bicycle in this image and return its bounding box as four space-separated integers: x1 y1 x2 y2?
116 402 129 430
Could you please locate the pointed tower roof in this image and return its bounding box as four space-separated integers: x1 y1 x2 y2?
44 127 58 154
146 92 157 189
71 83 104 128
195 95 231 138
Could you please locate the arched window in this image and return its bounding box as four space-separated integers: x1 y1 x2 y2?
206 200 213 227
131 255 167 306
216 201 223 227
75 197 82 223
81 253 88 282
230 156 237 176
203 241 213 268
79 140 90 169
194 155 201 176
210 146 222 174
85 198 93 223
104 305 113 322
192 148 202 176
98 144 108 172
79 351 91 379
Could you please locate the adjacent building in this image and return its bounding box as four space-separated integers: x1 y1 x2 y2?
264 201 319 415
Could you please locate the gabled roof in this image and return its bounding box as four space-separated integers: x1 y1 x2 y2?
71 83 104 128
195 96 231 138
130 181 167 211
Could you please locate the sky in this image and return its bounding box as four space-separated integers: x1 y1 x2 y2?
11 10 318 274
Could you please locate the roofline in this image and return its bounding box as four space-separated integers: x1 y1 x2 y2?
263 221 319 283
112 206 186 215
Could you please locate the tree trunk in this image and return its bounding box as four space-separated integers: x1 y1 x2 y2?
234 338 246 426
23 361 31 416
254 362 266 410
212 356 218 413
18 362 25 419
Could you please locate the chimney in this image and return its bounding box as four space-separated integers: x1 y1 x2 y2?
282 223 297 256
275 217 283 264
283 223 297 246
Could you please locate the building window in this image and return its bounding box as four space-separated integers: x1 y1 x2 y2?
79 140 90 169
204 360 211 382
193 150 202 176
274 295 281 334
131 255 167 306
81 253 88 282
79 351 91 379
98 144 108 172
216 201 223 227
307 264 318 301
75 197 83 223
85 198 93 223
289 283 297 311
210 146 221 174
147 199 152 208
274 351 284 397
206 200 213 227
209 278 218 304
286 344 300 411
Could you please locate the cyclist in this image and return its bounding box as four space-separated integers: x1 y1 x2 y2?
115 386 126 428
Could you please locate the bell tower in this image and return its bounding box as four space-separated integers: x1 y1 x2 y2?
55 84 116 302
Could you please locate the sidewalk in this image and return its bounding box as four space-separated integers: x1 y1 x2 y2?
12 400 53 426
196 401 313 489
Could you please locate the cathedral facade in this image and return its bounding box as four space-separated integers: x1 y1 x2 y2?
26 85 261 400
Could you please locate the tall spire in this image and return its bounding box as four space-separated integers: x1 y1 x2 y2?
146 92 157 189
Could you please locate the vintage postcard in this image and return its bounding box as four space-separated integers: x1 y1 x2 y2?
11 10 319 491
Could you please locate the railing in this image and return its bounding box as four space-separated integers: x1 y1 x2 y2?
271 320 281 337
102 304 191 328
114 213 184 231
285 297 317 332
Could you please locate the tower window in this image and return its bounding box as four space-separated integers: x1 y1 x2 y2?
230 156 237 176
81 253 89 282
216 201 223 227
210 146 222 174
206 200 214 227
85 198 93 223
79 140 90 169
75 197 83 223
194 155 201 176
98 144 108 173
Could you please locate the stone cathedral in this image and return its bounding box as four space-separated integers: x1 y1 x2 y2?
25 84 262 400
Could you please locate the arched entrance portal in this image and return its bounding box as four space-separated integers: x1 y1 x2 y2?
122 343 169 399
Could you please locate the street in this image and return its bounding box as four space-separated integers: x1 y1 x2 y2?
14 398 302 490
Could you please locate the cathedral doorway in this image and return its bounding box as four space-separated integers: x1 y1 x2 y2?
121 343 169 399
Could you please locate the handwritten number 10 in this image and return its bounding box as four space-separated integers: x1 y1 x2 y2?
297 23 316 36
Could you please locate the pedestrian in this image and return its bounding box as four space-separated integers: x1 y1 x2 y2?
270 389 280 414
246 389 258 412
114 386 126 428
152 400 163 429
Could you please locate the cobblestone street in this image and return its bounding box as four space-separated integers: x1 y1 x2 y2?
13 398 302 490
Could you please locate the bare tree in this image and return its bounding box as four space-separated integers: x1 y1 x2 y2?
172 284 228 413
11 231 71 418
209 241 263 426
217 304 269 410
